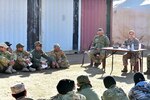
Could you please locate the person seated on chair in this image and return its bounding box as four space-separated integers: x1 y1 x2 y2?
48 43 70 68
10 83 33 100
31 41 56 70
122 30 139 73
13 43 36 72
88 28 110 67
144 54 150 75
0 43 16 74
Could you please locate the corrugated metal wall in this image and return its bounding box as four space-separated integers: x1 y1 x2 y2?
0 0 27 50
80 0 107 51
42 0 73 51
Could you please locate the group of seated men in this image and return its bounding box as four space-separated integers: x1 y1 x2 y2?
0 41 70 74
10 72 150 100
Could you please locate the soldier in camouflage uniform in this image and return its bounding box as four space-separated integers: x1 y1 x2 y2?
77 75 100 100
102 76 128 100
51 79 86 100
122 30 139 72
13 43 36 72
31 41 55 70
48 44 70 68
0 43 16 74
144 54 150 75
88 28 110 67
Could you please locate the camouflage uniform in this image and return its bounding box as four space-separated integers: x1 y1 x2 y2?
144 54 150 75
49 50 70 68
31 49 52 69
51 91 86 100
122 38 139 72
0 51 16 73
89 34 110 64
101 85 128 100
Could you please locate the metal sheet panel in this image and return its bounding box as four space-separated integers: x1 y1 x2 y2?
0 0 27 50
80 0 107 51
42 0 73 51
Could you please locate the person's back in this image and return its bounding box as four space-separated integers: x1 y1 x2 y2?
102 85 128 100
78 85 100 100
128 73 150 100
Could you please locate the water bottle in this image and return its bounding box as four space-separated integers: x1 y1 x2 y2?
131 43 134 51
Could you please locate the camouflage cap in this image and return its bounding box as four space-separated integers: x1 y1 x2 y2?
16 43 24 48
0 43 8 48
77 75 90 85
34 41 42 47
54 43 60 48
10 83 25 94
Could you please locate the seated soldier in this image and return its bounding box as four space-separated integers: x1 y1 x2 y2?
122 30 139 72
48 44 70 68
31 41 56 70
77 75 100 100
13 43 36 72
10 83 33 100
51 79 86 100
128 72 150 100
0 43 16 74
88 28 110 67
101 76 128 100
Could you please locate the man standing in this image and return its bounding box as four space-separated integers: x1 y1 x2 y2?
48 44 70 68
31 41 55 70
77 75 100 100
14 43 36 72
89 28 110 67
122 30 139 72
0 43 16 74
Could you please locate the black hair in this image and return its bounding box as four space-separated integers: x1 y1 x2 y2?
103 76 116 88
57 79 75 94
134 72 145 85
12 90 26 99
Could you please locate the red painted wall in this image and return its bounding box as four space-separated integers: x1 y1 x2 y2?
81 0 108 51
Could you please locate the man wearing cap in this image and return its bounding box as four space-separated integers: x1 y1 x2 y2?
31 41 55 70
102 76 128 100
13 43 36 72
122 30 139 72
5 41 13 53
77 75 100 100
48 43 70 68
0 43 16 74
89 28 110 67
10 83 33 100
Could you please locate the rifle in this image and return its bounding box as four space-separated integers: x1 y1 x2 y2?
81 41 93 67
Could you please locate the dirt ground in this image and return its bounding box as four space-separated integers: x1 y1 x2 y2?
0 53 149 100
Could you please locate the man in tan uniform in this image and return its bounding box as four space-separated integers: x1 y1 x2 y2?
122 30 139 72
48 44 70 68
0 43 16 74
14 43 36 72
89 28 110 67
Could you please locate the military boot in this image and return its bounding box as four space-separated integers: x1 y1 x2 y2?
121 66 128 72
144 69 150 75
22 67 29 72
5 66 12 74
29 67 36 72
11 68 16 73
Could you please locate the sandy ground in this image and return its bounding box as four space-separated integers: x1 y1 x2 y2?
0 54 149 100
